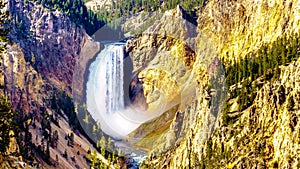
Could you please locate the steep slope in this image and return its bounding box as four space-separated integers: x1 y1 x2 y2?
126 5 224 156
2 0 106 168
136 0 300 168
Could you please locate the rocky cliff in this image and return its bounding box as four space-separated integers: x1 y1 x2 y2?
8 0 88 96
0 154 33 169
126 5 224 156
2 0 102 168
125 0 300 168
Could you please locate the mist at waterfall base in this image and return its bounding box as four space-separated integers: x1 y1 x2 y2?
84 15 200 141
86 42 196 141
87 43 167 140
86 43 133 139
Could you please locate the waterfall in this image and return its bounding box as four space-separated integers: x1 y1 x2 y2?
104 45 124 114
87 43 140 138
90 43 125 116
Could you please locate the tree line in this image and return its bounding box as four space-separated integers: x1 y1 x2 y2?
222 32 300 124
32 0 104 35
0 1 17 155
94 0 206 24
31 0 207 35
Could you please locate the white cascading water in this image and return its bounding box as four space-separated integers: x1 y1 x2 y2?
105 45 124 114
86 43 186 139
86 43 140 139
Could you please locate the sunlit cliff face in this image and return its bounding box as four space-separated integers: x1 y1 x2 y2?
129 35 197 117
74 8 225 155
123 11 226 153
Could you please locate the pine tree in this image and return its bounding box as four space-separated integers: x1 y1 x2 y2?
91 150 97 168
100 135 106 157
52 130 59 148
46 138 50 158
63 149 68 159
0 11 15 151
0 96 17 153
0 1 10 54
107 137 112 150
69 132 74 145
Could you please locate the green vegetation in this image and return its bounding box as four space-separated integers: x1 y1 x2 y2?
93 0 206 24
0 96 18 153
0 1 17 154
0 1 10 69
75 103 126 168
0 2 10 53
199 32 300 168
222 32 300 125
34 0 103 35
84 133 123 168
30 0 207 35
140 31 300 169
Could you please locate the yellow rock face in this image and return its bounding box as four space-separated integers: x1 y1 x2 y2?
126 5 223 154
138 0 300 168
198 0 300 64
137 41 196 110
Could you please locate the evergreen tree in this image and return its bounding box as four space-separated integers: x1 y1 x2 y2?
0 1 16 153
0 96 17 153
63 149 68 159
52 130 59 148
0 1 10 54
100 135 106 157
